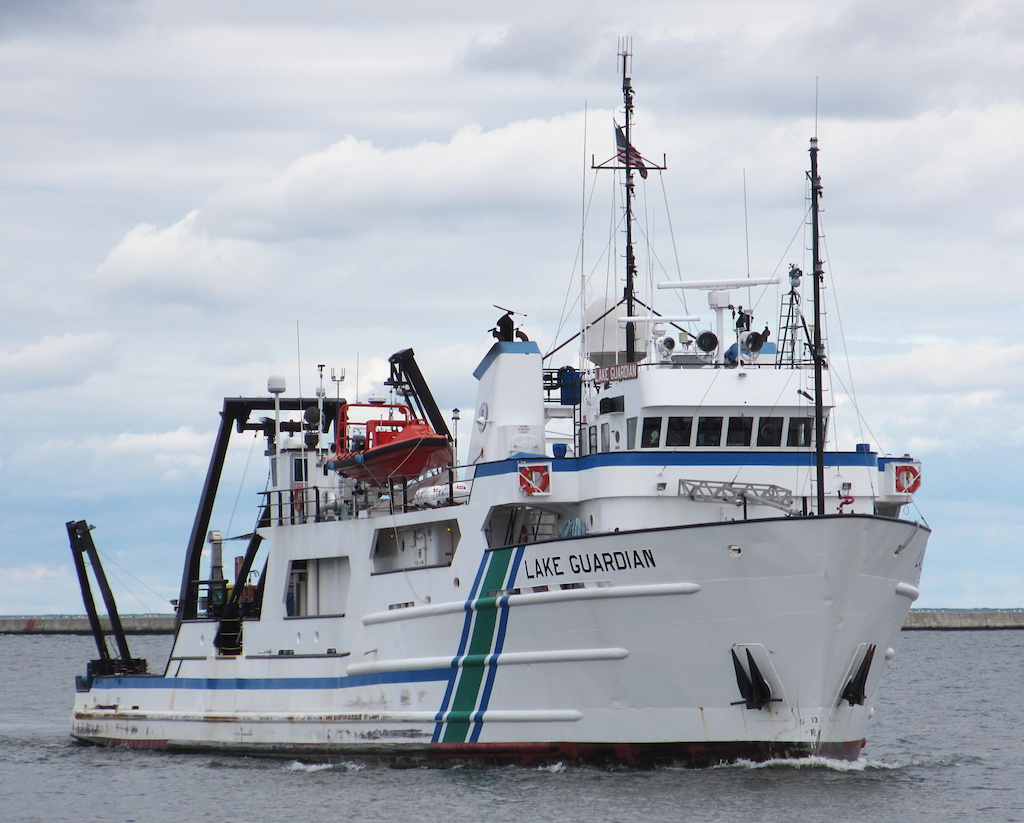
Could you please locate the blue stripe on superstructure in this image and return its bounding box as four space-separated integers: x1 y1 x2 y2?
469 545 524 742
90 668 453 692
474 450 878 477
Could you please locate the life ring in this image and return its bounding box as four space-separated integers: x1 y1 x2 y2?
519 464 551 495
894 465 921 494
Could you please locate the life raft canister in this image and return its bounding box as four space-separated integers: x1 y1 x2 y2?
519 464 551 495
894 464 921 494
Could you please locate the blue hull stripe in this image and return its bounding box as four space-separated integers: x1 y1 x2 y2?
90 668 452 692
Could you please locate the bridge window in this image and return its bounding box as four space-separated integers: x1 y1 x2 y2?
726 417 753 446
757 417 784 446
600 422 610 453
665 416 693 447
788 417 813 447
626 417 637 449
696 416 723 446
641 416 662 448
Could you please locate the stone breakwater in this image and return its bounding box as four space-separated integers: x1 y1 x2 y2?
0 616 175 634
1 611 1022 634
902 610 1024 630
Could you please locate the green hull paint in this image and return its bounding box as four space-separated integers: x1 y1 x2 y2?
440 548 516 743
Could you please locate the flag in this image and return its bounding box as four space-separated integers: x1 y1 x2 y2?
615 124 648 178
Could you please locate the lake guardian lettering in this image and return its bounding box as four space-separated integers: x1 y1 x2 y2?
522 549 656 579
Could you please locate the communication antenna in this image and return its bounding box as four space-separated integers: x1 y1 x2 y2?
814 76 820 138
493 304 527 317
295 321 302 399
743 168 751 279
331 367 346 400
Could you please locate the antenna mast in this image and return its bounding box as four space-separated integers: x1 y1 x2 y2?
809 137 826 516
621 45 638 363
593 39 666 364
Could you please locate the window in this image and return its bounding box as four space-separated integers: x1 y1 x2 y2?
599 395 625 414
696 416 723 446
788 417 814 447
757 417 784 447
726 417 753 446
293 457 307 482
287 557 351 617
286 560 308 616
641 417 662 448
626 417 637 450
588 426 598 455
600 422 610 453
665 416 693 447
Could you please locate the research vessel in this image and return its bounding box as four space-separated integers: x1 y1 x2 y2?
70 51 929 766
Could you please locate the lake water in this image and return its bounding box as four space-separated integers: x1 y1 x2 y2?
1 631 1022 822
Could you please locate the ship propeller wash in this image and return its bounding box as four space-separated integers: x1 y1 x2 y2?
70 50 928 766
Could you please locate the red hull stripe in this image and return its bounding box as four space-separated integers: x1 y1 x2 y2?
74 736 866 767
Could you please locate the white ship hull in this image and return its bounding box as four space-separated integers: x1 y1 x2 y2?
73 510 926 765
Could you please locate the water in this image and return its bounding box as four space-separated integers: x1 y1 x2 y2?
1 631 1022 822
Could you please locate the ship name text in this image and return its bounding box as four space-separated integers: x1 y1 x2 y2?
522 549 656 579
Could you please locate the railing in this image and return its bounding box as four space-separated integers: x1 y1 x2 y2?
258 468 472 525
260 485 333 526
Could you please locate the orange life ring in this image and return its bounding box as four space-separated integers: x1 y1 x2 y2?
894 465 921 494
519 465 551 495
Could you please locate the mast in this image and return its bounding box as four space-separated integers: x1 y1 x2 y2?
809 137 826 515
621 48 638 363
592 42 665 366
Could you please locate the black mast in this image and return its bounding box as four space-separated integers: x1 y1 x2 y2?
621 49 638 363
809 137 827 515
592 42 665 365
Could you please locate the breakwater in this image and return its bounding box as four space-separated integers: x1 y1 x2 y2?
902 609 1024 630
1 611 1023 634
0 616 175 634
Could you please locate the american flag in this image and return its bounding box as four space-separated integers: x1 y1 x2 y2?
615 125 648 178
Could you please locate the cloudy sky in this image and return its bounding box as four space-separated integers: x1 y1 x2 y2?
1 0 1019 614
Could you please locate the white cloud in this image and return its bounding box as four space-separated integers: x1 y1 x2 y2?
854 339 1013 395
90 211 280 306
212 116 586 242
0 564 79 616
0 332 117 392
105 426 211 468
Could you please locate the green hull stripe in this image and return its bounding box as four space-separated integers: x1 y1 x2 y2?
441 549 514 743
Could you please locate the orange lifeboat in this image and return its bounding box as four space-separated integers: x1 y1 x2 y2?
326 402 451 485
